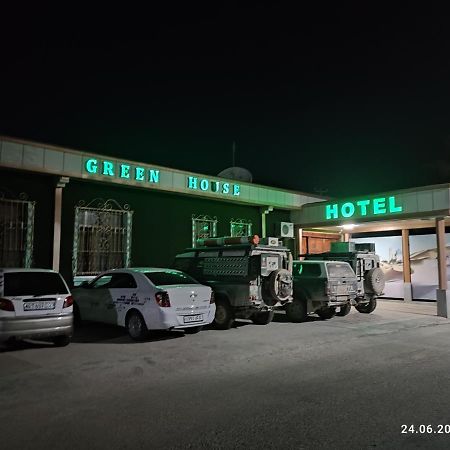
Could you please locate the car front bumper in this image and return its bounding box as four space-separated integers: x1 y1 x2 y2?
0 313 73 341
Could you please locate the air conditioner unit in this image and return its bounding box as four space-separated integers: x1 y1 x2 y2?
280 222 294 238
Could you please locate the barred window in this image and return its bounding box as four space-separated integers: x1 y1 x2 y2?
0 193 35 268
192 215 217 247
72 199 133 276
230 218 252 237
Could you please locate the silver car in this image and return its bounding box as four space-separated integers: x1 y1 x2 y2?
0 268 73 346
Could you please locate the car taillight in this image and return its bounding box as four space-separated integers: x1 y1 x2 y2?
63 295 74 308
155 291 171 307
210 291 215 304
0 298 15 312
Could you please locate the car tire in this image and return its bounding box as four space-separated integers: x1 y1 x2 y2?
336 303 351 317
213 298 234 330
184 326 203 334
317 307 336 320
126 311 149 341
355 297 377 314
251 310 275 325
53 335 71 347
286 301 308 323
364 268 385 295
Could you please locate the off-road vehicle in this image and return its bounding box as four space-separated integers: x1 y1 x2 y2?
173 235 293 329
305 242 385 314
286 260 358 322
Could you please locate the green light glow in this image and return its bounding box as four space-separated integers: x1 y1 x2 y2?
120 164 130 179
85 159 98 174
149 170 160 183
325 195 403 220
102 161 114 176
135 167 145 181
373 197 386 214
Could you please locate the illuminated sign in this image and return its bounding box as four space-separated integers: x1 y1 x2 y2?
325 196 403 220
85 159 160 184
83 159 240 197
187 176 240 196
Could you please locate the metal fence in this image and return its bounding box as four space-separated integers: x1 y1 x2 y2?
72 199 133 276
0 196 35 268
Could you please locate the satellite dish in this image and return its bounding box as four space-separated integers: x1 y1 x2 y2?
218 167 253 182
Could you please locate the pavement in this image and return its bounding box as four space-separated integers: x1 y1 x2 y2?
1 301 450 449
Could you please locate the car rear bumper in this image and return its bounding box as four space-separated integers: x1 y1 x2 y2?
0 314 73 341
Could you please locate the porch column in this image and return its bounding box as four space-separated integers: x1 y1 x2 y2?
52 177 69 272
402 229 412 302
436 217 449 318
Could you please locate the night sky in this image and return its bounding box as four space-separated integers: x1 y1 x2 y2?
2 5 450 197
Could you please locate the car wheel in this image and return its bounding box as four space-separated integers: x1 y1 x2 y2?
126 311 149 341
184 326 203 334
286 301 307 323
251 310 274 325
317 307 336 320
53 336 71 347
364 268 385 295
214 298 234 330
355 297 377 314
336 303 351 317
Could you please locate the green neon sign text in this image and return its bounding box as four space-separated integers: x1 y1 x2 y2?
187 176 240 196
84 159 160 185
325 196 403 220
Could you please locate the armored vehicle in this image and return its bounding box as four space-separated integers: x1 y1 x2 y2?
173 235 293 329
304 242 385 314
286 260 358 322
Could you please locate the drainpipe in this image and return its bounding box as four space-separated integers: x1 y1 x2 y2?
260 206 273 238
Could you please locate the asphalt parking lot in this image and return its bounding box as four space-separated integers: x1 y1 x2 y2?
2 300 450 449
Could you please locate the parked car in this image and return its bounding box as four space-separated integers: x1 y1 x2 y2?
173 236 293 329
0 268 73 346
72 268 215 340
286 260 358 322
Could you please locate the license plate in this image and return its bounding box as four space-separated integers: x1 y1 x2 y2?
183 314 203 323
23 301 56 311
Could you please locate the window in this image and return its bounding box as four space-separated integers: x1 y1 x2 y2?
327 263 355 278
73 199 133 276
144 271 199 286
0 195 35 268
4 272 68 296
230 218 252 237
91 273 137 289
294 263 322 277
192 214 217 247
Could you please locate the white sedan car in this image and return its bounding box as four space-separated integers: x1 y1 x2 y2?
73 268 215 340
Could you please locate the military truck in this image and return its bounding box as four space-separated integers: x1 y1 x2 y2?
304 241 385 315
173 235 293 329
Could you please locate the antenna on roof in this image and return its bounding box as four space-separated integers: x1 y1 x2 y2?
218 141 253 182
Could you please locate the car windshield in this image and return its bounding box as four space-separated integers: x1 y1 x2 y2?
327 263 355 278
4 272 68 296
144 271 199 286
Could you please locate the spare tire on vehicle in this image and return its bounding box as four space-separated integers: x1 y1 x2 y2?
268 269 293 302
364 267 385 295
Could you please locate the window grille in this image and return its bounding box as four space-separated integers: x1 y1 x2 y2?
72 199 133 276
230 218 252 237
0 191 35 268
192 215 217 247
